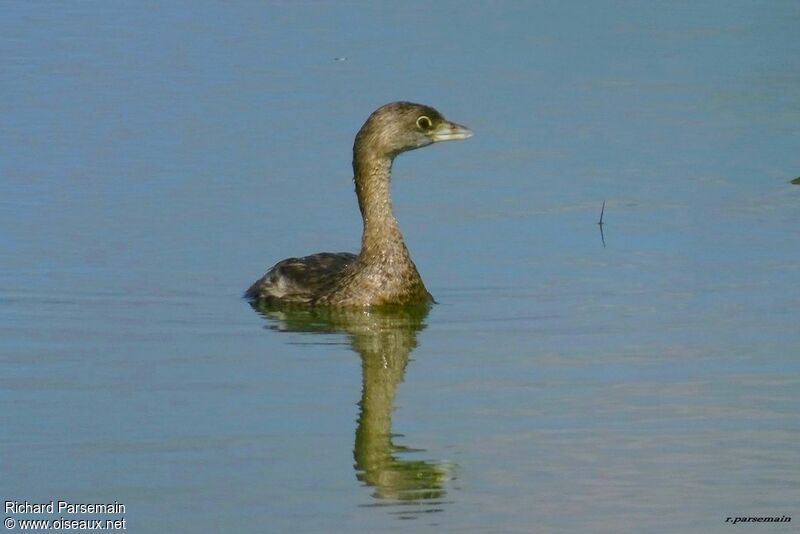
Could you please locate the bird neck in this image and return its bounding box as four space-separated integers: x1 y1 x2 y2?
353 152 409 262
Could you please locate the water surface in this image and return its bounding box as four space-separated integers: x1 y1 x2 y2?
2 2 799 532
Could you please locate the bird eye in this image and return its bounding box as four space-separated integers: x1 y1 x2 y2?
416 116 432 130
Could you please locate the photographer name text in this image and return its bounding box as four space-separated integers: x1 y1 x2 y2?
5 501 125 515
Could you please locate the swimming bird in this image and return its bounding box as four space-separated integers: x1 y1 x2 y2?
245 101 472 307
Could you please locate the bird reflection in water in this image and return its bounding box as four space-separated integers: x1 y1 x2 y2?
249 302 454 518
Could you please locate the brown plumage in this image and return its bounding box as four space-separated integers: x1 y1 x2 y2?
245 101 472 307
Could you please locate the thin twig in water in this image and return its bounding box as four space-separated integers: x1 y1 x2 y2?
598 200 606 248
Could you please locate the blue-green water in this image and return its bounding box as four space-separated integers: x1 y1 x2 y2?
2 2 799 532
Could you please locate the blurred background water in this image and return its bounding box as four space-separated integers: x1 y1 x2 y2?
1 1 799 532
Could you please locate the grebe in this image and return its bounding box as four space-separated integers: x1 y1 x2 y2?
245 102 472 307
